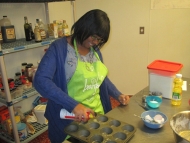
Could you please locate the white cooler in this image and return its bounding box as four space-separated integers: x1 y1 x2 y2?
147 60 183 99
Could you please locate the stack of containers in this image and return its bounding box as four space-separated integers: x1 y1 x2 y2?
147 60 183 99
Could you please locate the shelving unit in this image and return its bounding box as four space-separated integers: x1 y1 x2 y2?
0 119 48 143
0 1 75 142
1 38 56 55
0 37 56 143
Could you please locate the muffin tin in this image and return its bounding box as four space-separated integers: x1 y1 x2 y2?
64 114 136 143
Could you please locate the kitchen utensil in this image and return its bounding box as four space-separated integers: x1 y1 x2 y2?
64 113 136 143
134 114 152 122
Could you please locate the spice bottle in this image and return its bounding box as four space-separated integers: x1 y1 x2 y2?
47 24 54 38
25 65 31 78
36 19 46 39
21 62 27 75
0 31 3 44
62 20 69 36
34 23 42 42
27 63 34 82
14 72 22 87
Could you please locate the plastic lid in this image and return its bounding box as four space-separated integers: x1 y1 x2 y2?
176 74 182 78
17 123 26 131
15 72 21 76
27 63 33 66
147 60 183 72
34 105 46 111
22 62 27 66
25 65 31 68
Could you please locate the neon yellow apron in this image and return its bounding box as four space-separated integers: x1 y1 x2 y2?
67 40 108 114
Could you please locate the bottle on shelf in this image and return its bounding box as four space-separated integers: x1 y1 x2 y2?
0 15 11 26
36 19 46 39
21 62 27 76
34 23 42 42
58 20 63 38
0 31 3 44
171 74 183 106
62 20 69 36
24 16 32 41
50 23 58 38
47 24 54 38
14 72 22 87
29 23 35 39
0 16 16 43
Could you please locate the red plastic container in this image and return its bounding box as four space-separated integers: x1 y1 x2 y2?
147 60 183 76
147 60 183 99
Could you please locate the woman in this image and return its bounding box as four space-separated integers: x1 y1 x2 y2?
33 9 130 143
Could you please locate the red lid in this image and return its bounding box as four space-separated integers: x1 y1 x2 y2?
147 60 183 72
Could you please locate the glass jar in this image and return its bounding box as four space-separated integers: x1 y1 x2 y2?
21 62 27 76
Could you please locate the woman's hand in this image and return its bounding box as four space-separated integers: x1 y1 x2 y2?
72 104 95 122
118 94 130 105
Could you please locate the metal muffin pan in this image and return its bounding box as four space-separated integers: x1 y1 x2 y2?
64 114 136 143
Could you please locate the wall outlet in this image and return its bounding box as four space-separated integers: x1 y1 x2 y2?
140 27 144 34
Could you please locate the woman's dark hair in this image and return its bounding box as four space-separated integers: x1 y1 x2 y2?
70 9 110 50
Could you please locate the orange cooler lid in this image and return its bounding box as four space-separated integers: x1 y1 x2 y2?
147 60 183 72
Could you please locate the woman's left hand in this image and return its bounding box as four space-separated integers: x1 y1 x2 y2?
118 94 130 105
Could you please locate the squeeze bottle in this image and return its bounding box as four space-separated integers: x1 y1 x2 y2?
171 74 183 105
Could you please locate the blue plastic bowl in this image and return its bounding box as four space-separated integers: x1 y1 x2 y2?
141 110 168 129
146 96 162 108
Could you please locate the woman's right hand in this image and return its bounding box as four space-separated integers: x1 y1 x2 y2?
72 104 95 122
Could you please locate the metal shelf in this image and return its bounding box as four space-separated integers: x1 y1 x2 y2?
1 38 57 55
0 37 57 143
0 121 48 143
0 87 39 105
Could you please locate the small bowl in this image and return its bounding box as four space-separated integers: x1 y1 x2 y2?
146 96 162 108
141 110 168 129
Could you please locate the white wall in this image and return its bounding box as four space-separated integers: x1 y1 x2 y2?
74 0 190 95
149 9 190 76
75 0 150 95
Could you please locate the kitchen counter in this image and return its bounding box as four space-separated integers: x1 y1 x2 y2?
106 77 190 143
